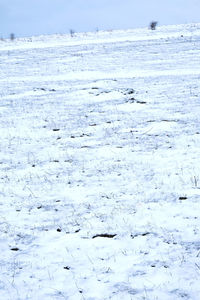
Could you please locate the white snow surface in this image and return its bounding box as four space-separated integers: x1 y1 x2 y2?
1 23 200 299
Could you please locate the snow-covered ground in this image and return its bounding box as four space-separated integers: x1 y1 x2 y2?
1 23 200 299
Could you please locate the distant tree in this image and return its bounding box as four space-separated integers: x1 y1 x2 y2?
149 21 158 30
69 29 75 37
10 33 15 40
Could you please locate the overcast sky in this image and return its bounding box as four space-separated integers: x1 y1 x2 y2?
1 0 200 38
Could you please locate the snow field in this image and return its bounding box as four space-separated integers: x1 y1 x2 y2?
1 23 200 299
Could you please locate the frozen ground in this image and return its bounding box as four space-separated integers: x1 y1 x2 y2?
1 23 200 299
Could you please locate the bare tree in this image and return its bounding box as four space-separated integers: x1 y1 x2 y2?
10 33 15 41
69 29 75 37
149 21 158 30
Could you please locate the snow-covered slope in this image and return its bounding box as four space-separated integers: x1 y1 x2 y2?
1 23 200 300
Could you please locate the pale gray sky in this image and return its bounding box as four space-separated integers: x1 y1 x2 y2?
1 0 200 38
